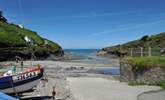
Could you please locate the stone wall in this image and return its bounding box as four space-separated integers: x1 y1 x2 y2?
120 61 165 85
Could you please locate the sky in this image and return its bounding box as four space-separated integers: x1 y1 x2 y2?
0 0 165 49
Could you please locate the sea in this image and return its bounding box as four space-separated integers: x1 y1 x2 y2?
64 49 120 75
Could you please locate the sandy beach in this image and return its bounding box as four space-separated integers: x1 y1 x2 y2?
0 60 162 100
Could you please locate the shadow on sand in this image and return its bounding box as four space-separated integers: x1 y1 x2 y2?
21 96 52 100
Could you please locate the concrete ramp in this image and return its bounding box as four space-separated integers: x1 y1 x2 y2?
137 90 165 100
67 77 160 100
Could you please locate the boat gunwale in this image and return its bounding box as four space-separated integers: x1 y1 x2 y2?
0 66 43 78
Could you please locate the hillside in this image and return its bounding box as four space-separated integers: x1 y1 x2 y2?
0 20 63 61
97 32 165 56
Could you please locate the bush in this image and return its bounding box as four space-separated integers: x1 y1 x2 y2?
0 11 7 23
157 81 165 89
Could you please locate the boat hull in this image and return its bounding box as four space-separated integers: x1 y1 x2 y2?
0 66 44 94
1 78 40 94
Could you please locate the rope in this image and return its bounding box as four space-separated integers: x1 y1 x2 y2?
9 76 20 99
38 78 48 99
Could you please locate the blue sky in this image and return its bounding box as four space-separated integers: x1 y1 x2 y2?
0 0 165 49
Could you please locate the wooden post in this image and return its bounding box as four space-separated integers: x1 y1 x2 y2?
148 47 151 57
52 86 56 100
130 48 133 57
140 47 143 57
119 45 122 82
119 58 121 82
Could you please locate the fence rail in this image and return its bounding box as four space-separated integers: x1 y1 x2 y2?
122 47 165 57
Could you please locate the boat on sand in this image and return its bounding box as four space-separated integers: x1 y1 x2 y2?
0 65 44 94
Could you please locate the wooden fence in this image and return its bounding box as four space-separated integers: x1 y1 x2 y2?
125 47 165 57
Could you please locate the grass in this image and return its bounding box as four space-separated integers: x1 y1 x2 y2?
0 21 44 47
104 32 165 53
129 81 165 89
128 81 146 86
0 21 61 55
122 56 165 71
157 81 165 89
45 39 61 52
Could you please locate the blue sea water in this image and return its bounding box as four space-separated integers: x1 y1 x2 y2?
96 67 120 75
65 49 108 63
65 49 120 75
65 49 98 59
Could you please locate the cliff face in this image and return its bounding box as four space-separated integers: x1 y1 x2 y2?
97 32 165 56
0 21 64 61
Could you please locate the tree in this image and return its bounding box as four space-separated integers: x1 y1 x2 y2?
140 35 149 41
0 11 7 23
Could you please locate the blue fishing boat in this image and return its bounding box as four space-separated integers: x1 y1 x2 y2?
0 65 44 94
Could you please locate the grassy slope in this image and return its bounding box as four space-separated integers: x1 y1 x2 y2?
103 32 165 52
0 22 44 47
0 21 62 56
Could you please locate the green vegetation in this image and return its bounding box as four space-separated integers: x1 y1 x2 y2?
0 21 44 47
0 12 63 60
0 21 61 52
45 39 61 52
128 81 146 86
122 56 165 71
129 81 165 89
128 80 165 89
158 81 165 89
103 32 165 53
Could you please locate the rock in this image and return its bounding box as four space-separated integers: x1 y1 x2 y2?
96 50 107 56
18 24 24 29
